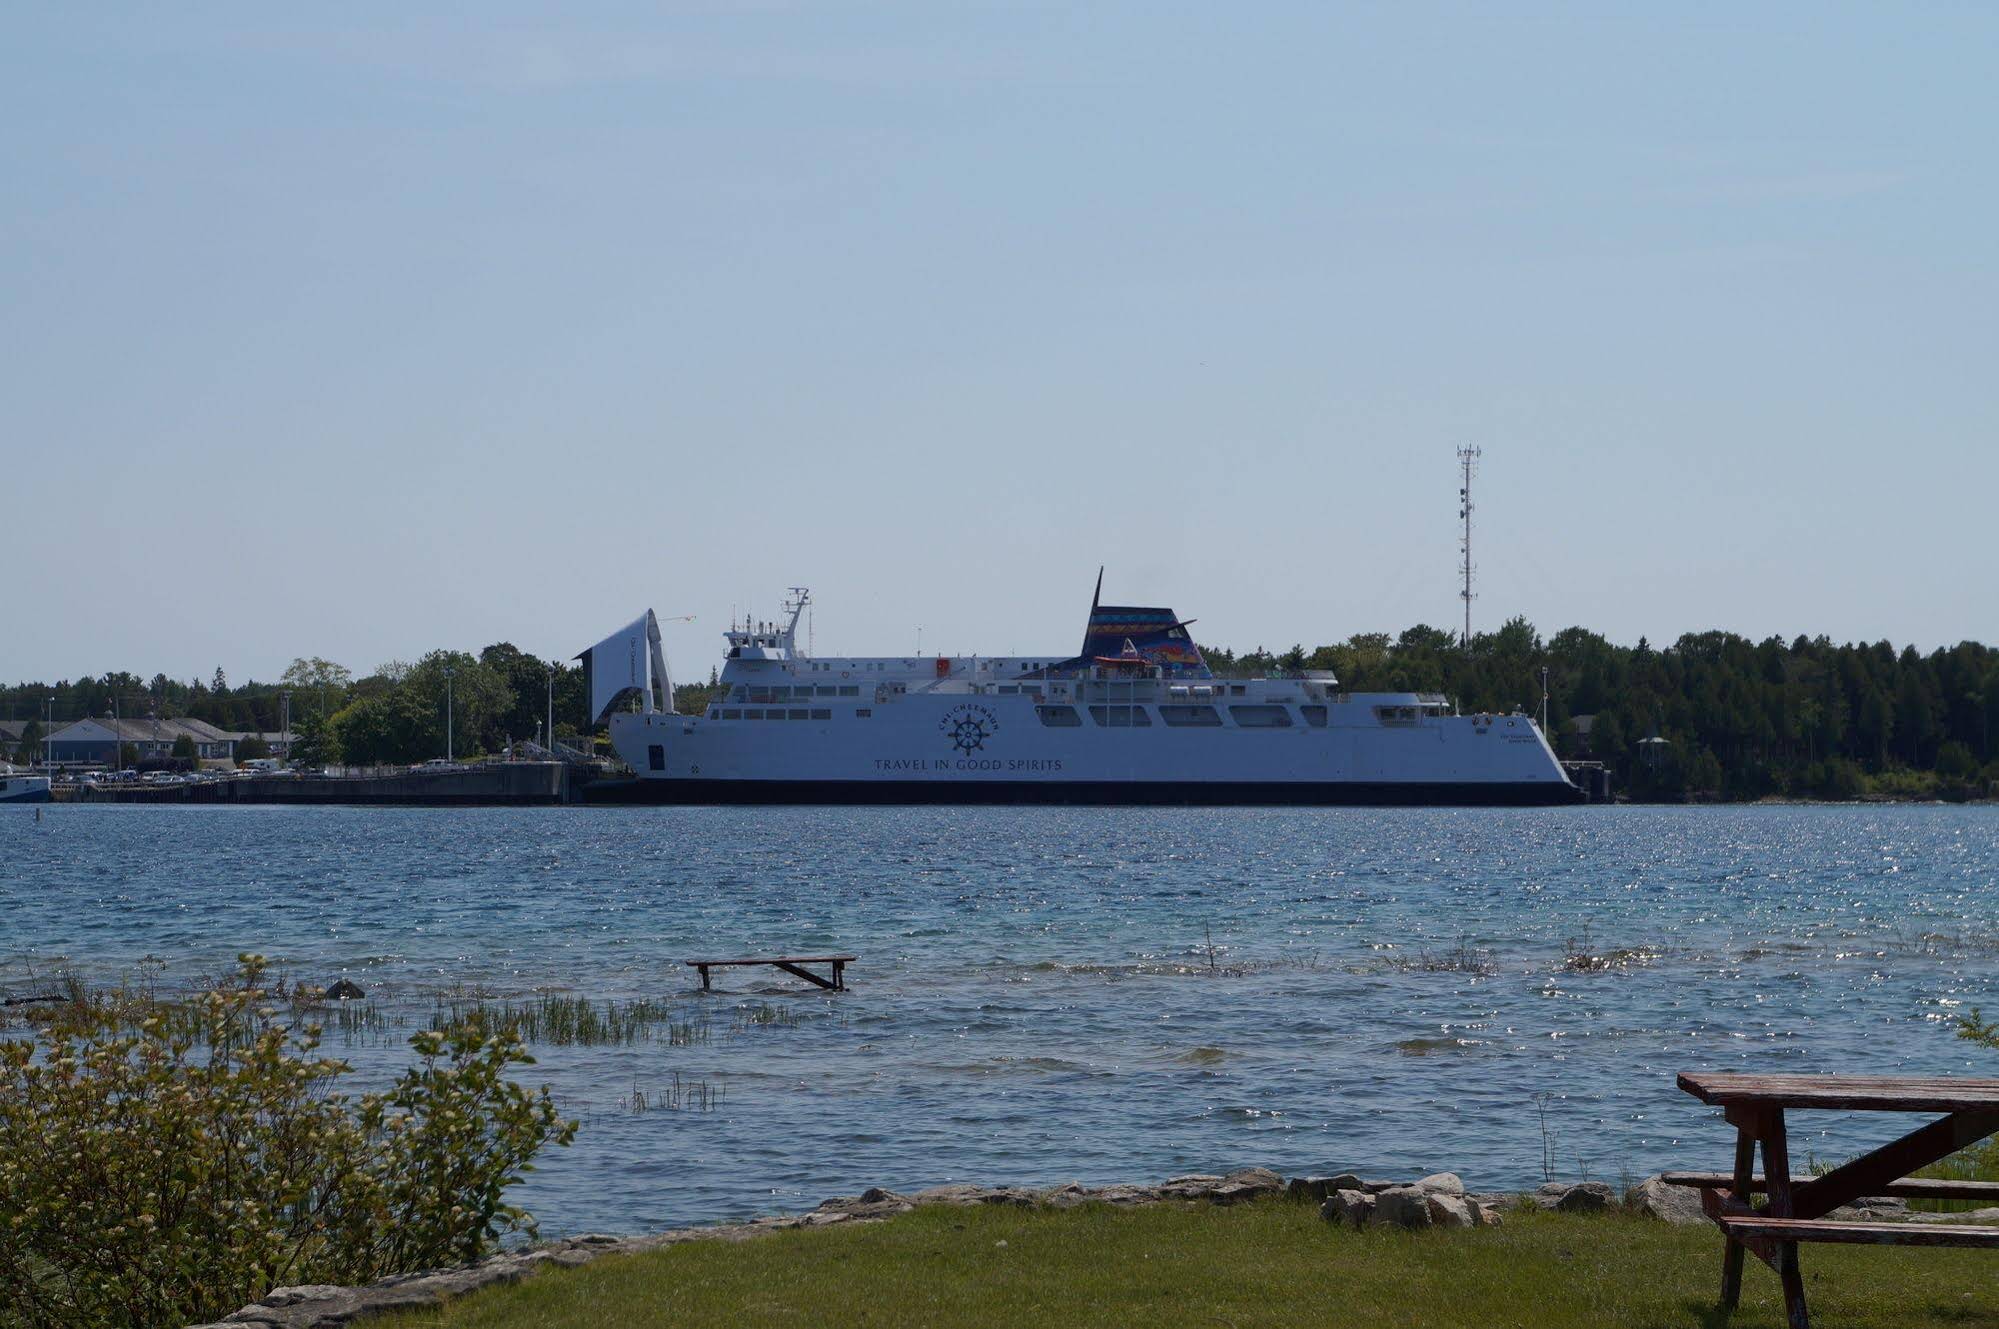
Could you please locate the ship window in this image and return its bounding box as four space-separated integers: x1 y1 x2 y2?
647 744 664 772
1374 707 1418 726
839 685 859 696
1159 704 1222 727
789 708 808 720
998 685 1018 694
1088 705 1152 727
1230 704 1292 728
1301 705 1328 727
762 709 785 720
1036 705 1082 727
722 709 741 720
739 709 761 719
811 708 831 720
749 690 774 704
1230 684 1247 696
855 708 871 718
817 686 836 697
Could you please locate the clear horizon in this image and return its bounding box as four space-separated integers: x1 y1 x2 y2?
6 4 1995 685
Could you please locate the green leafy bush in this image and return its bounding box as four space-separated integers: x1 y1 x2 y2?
0 957 575 1328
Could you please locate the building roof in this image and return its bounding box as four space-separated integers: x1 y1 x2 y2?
0 720 29 742
50 716 236 745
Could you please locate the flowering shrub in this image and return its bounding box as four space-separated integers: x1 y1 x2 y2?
0 957 575 1329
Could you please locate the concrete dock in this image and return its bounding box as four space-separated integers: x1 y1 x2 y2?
75 763 569 806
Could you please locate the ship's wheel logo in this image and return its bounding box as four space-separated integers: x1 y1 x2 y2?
940 703 1000 755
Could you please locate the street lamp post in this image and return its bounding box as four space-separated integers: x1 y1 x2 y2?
45 695 54 772
444 667 455 762
545 663 556 759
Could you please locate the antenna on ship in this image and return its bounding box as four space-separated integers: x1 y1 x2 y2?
1457 446 1481 651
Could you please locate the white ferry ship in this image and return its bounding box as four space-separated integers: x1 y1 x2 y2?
583 584 1582 805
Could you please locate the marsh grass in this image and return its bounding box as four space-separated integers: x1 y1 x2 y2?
1909 1140 1999 1213
625 1071 724 1113
734 1000 804 1030
430 996 711 1048
373 1201 1999 1329
1561 923 1659 973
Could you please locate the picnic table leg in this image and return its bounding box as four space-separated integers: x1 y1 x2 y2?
833 960 845 991
1721 1112 1758 1309
1760 1108 1810 1329
699 964 711 992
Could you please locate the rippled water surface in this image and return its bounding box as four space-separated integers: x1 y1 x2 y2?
4 804 1995 1233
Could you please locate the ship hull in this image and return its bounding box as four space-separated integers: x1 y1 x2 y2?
0 777 52 804
583 777 1586 806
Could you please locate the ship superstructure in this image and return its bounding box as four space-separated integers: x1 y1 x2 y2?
586 584 1583 805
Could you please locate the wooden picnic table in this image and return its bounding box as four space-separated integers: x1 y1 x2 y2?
1672 1071 1999 1329
683 955 855 992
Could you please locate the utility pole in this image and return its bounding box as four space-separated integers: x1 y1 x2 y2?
545 662 556 759
1457 445 1481 651
444 667 455 762
45 695 53 772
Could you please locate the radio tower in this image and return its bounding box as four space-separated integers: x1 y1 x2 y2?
1457 445 1481 650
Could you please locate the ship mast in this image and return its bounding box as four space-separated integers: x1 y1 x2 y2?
1457 445 1480 651
782 588 812 659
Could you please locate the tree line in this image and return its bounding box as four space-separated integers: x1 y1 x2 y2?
2 647 627 768
1205 619 1998 800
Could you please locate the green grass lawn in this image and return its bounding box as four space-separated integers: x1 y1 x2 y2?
379 1201 1998 1328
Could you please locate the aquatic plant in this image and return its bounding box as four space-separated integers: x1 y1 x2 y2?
1559 924 1657 973
627 1071 725 1113
734 1000 803 1029
1369 937 1497 977
429 995 710 1048
0 955 576 1329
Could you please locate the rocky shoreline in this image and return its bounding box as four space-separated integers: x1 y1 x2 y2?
192 1167 1965 1329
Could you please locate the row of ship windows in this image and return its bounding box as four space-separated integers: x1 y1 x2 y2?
734 686 862 702
697 704 1309 727
700 703 1435 728
1038 703 1329 729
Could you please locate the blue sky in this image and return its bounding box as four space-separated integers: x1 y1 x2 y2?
4 4 1994 683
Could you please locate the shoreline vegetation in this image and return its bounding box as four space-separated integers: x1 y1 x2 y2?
7 621 1998 803
0 959 576 1329
6 971 1995 1328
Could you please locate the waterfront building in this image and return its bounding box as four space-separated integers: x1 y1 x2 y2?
46 716 236 767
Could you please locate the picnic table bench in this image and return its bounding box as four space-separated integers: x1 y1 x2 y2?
684 955 855 992
1673 1071 1999 1329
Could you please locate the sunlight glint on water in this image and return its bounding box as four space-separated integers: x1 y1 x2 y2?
3 804 1994 1233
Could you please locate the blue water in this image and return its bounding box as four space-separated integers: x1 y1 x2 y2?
4 804 1995 1234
